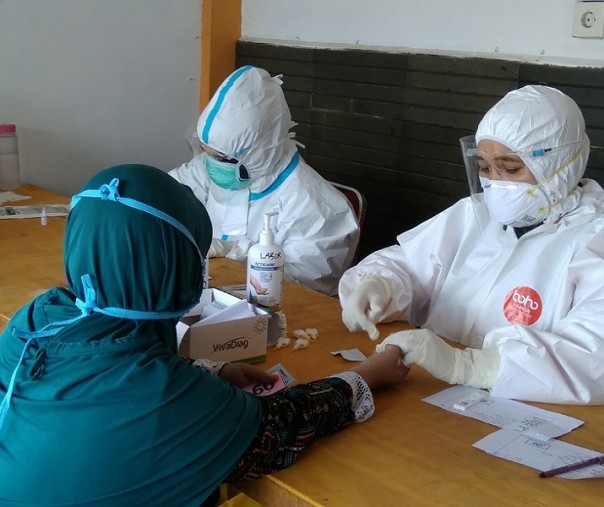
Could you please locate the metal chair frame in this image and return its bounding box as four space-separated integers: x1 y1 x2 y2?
329 180 367 265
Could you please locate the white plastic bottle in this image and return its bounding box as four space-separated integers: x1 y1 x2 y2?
247 212 284 314
0 124 21 191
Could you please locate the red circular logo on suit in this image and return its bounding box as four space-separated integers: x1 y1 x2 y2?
503 286 543 325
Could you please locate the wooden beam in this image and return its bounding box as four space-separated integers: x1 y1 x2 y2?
200 0 242 111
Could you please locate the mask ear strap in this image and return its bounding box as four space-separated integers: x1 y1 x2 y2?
72 178 204 275
0 273 95 432
238 165 250 180
71 178 206 306
1 178 208 433
0 336 37 431
75 274 201 321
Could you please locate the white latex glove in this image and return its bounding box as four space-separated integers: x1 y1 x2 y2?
341 275 392 341
207 238 234 258
376 328 500 389
226 238 254 261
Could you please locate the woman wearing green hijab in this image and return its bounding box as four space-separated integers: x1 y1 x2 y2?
0 165 408 507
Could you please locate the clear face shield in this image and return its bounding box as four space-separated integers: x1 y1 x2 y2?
460 135 504 247
461 134 540 194
186 123 203 157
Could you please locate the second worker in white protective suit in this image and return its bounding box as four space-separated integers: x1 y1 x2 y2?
339 85 604 404
170 66 360 296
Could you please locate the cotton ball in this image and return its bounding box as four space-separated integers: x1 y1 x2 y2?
293 338 310 350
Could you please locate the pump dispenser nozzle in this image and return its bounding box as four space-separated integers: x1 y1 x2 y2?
259 212 278 245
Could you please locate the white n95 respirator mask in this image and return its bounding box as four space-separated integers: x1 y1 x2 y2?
479 177 550 228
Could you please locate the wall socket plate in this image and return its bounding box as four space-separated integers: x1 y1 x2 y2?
573 1 604 38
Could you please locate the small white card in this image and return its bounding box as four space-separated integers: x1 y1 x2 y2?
331 348 368 362
266 363 296 386
424 385 583 439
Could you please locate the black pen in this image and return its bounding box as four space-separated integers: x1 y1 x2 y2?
539 455 604 478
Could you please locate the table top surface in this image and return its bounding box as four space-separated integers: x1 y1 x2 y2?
212 261 604 507
0 185 70 326
2 186 604 507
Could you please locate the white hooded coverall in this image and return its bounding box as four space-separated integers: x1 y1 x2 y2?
340 86 604 404
171 66 359 296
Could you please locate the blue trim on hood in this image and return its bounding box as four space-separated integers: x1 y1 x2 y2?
201 65 253 144
250 152 300 202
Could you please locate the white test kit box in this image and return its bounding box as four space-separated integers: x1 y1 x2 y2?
177 288 279 364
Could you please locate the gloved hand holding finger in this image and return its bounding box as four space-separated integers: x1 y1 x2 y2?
350 344 410 390
376 328 500 389
376 328 456 378
207 238 234 258
341 275 392 341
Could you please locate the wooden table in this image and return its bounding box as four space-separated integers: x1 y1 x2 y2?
213 262 604 507
0 185 70 332
2 187 604 506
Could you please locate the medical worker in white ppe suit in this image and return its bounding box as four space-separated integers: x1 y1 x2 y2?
170 66 360 296
339 85 604 404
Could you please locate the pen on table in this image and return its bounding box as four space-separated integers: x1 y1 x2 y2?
539 455 604 478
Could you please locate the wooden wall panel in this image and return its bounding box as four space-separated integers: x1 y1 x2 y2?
200 0 241 109
237 41 604 260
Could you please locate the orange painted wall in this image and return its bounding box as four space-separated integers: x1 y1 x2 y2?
199 0 242 111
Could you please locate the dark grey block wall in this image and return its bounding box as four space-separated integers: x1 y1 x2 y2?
237 41 604 261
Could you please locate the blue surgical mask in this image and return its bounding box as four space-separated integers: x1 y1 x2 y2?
205 155 251 190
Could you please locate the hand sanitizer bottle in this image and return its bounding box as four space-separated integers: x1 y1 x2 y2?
247 212 284 313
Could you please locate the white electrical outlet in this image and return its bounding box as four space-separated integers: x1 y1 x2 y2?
573 1 604 38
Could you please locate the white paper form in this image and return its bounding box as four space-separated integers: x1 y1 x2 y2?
196 299 256 325
0 204 69 218
0 191 31 204
423 385 583 439
473 429 604 479
176 302 258 343
176 321 189 347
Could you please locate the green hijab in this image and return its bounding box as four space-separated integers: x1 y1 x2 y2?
0 165 263 505
1 163 213 428
63 163 212 349
6 164 210 346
